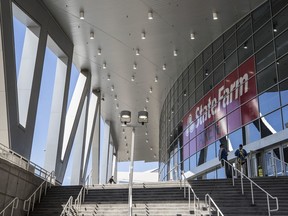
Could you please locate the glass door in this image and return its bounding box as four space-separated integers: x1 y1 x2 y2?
282 144 288 176
264 147 282 177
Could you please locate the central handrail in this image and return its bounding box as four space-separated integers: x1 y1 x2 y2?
181 172 200 215
0 197 19 216
23 170 55 216
205 194 224 216
60 196 73 216
222 159 278 216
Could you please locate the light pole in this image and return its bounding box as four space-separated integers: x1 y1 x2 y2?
120 110 148 216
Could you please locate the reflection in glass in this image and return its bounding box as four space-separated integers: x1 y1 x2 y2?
254 21 273 52
206 170 217 179
259 87 280 115
261 109 283 138
190 154 197 170
206 143 216 162
273 6 288 36
277 54 288 81
244 120 261 144
281 106 288 129
275 29 288 58
257 64 277 93
280 80 288 106
228 128 243 151
256 42 274 72
217 167 226 179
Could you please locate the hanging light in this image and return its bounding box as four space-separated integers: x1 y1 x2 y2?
154 76 158 83
98 48 102 55
131 75 135 82
141 31 146 39
149 87 152 93
111 85 114 91
190 33 195 40
107 74 111 81
79 11 84 20
114 95 118 101
173 50 178 56
90 32 94 39
148 11 153 20
133 63 137 70
213 12 218 20
103 62 106 69
162 64 166 70
136 49 140 56
146 97 149 103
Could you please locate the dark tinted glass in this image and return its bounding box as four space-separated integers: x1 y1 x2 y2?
224 33 237 58
275 29 288 58
224 51 237 76
189 62 195 79
213 64 224 85
273 6 288 36
195 85 203 102
271 0 288 15
254 21 273 51
204 74 213 94
280 79 288 106
213 46 224 68
213 36 223 52
255 42 275 72
238 37 253 64
261 110 283 138
277 54 288 81
195 55 203 72
237 19 252 45
203 45 212 63
224 25 236 41
196 69 203 86
252 2 271 31
257 63 277 93
258 86 280 115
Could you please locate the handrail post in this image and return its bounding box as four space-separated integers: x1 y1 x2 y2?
188 187 190 211
241 168 244 195
267 195 270 216
251 182 254 205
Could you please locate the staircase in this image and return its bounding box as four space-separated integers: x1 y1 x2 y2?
81 182 195 216
28 185 81 216
189 176 288 216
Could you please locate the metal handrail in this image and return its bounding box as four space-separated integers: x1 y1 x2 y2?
0 197 19 216
84 169 93 194
60 196 73 216
181 172 200 215
23 170 55 216
222 159 278 216
0 143 50 180
205 194 224 216
269 156 288 177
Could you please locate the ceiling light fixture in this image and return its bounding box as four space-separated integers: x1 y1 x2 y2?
122 129 125 134
149 87 152 93
154 76 158 83
90 31 94 39
107 74 111 81
136 49 140 56
103 62 106 69
243 42 248 49
114 95 117 101
154 154 156 158
111 85 114 91
145 131 148 136
138 111 148 125
183 90 187 97
116 104 119 109
146 139 149 143
146 97 149 103
148 11 153 20
98 48 102 55
190 33 195 40
173 50 178 56
213 12 218 20
141 31 146 39
144 107 147 111
131 75 135 82
133 63 137 70
79 11 84 20
150 147 153 151
162 64 166 70
273 23 278 32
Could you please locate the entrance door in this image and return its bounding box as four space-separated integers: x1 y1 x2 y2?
264 147 282 177
282 144 288 175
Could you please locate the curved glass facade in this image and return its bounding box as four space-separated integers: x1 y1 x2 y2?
159 0 288 181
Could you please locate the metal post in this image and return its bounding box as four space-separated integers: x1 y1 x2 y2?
128 127 135 216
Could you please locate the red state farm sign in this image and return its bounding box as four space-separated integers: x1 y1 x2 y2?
183 57 258 156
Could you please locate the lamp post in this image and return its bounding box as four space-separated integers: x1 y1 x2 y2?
120 110 148 216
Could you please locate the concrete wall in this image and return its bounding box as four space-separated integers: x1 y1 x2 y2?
0 158 43 215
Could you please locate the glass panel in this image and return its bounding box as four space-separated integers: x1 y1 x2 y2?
206 170 216 179
238 37 253 65
271 0 288 15
254 21 273 52
183 158 189 172
244 120 261 144
227 108 242 133
195 69 203 86
195 55 203 72
203 45 212 63
203 59 213 76
280 80 288 106
224 33 237 58
203 74 213 94
224 25 236 41
277 54 288 82
213 36 223 52
282 105 288 129
213 64 224 85
273 6 288 37
225 51 237 76
257 63 277 93
241 98 259 125
228 128 243 152
213 46 224 68
259 87 280 115
252 2 271 31
189 78 195 96
190 154 197 169
237 18 252 45
195 85 203 102
255 42 275 72
275 29 288 58
261 109 283 138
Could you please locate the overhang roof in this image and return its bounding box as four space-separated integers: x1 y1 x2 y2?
42 0 265 162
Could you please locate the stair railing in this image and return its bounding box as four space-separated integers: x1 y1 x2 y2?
0 143 50 181
205 194 224 216
74 187 84 213
0 197 19 216
84 169 93 195
269 156 288 177
181 172 200 215
60 196 73 216
23 170 55 216
222 159 279 216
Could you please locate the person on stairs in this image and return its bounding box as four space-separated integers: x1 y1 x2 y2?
235 144 248 177
108 176 116 184
219 143 232 178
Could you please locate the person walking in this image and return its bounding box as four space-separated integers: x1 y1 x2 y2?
108 176 116 184
235 144 248 176
219 143 231 178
